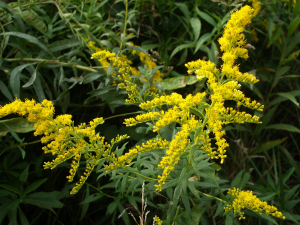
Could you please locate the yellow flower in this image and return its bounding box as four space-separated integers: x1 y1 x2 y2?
154 215 163 225
225 188 286 220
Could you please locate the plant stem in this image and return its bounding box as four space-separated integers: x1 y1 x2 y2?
123 0 129 36
104 112 139 121
4 58 97 72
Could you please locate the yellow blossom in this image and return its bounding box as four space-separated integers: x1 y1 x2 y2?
225 188 286 220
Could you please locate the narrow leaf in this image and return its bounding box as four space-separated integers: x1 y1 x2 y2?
0 32 53 57
265 124 300 133
250 138 287 155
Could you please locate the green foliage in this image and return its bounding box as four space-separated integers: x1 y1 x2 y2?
0 0 299 224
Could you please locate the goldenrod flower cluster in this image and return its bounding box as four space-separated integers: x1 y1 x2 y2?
185 5 263 164
89 40 163 104
248 0 261 17
114 6 264 191
0 99 128 194
225 188 285 220
105 138 169 171
154 215 163 225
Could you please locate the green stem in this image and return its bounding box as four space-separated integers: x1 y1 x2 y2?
85 183 117 199
123 0 129 36
1 140 41 153
198 191 227 204
104 112 139 121
4 58 97 72
124 168 158 181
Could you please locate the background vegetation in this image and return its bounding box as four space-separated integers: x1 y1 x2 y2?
0 0 299 224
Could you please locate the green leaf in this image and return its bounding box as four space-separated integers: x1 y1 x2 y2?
175 2 190 22
33 74 46 102
10 63 36 98
250 137 287 155
0 199 20 225
181 190 192 217
19 165 30 183
80 193 103 205
0 117 34 136
22 192 63 208
194 33 212 53
167 185 181 224
22 178 48 196
280 49 300 66
170 42 194 59
190 17 201 41
0 1 25 33
273 66 290 87
231 170 243 188
214 201 224 218
225 213 233 225
187 182 200 200
0 184 21 195
23 61 47 88
117 201 130 225
278 145 300 178
265 124 300 133
239 172 251 189
80 186 89 221
0 81 13 102
155 76 198 90
49 40 81 53
196 8 216 27
293 0 300 18
0 32 53 57
121 173 128 194
276 92 299 108
178 166 188 185
177 48 188 66
83 72 105 84
19 207 30 225
282 167 295 184
288 17 300 37
4 123 23 143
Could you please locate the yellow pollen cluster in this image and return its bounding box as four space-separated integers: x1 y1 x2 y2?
225 188 286 220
